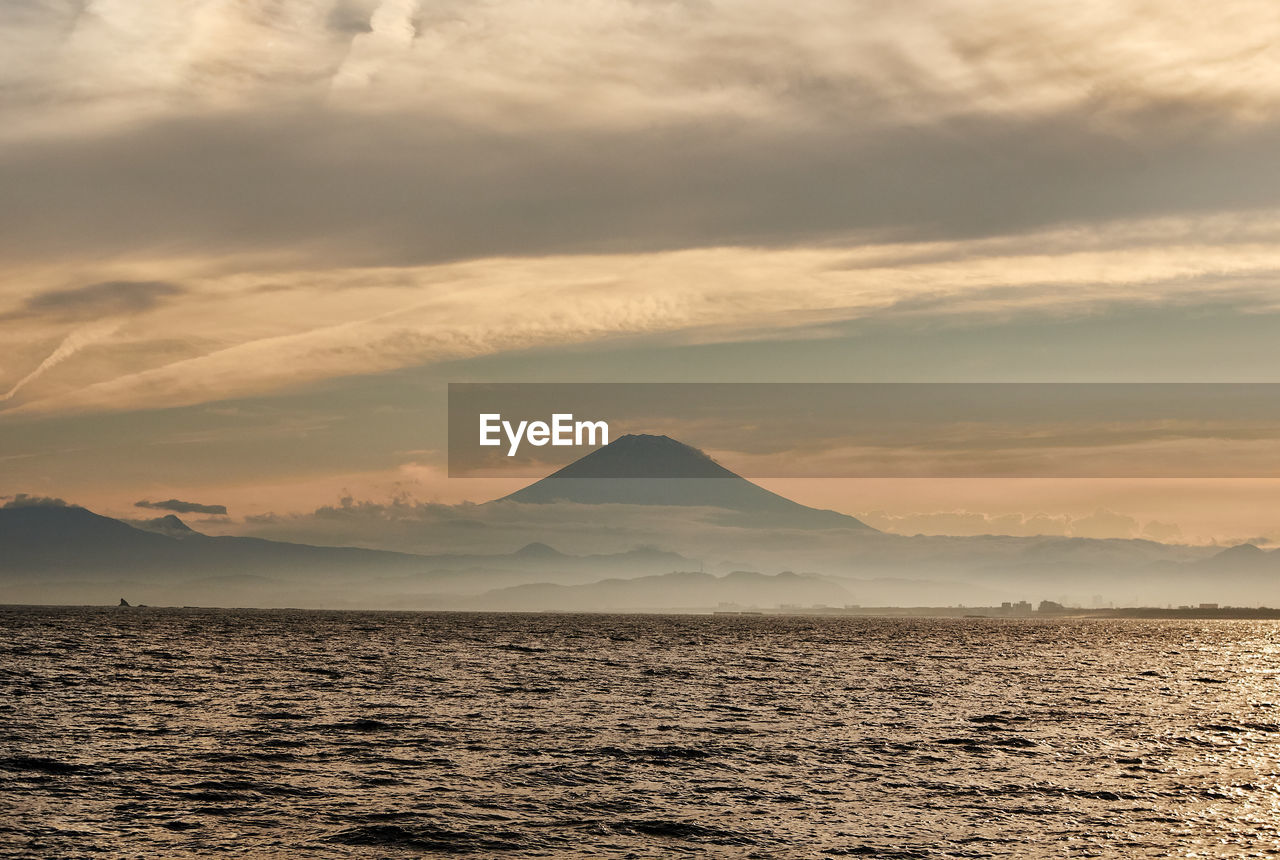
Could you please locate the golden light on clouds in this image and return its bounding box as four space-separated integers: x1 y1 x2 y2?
3 0 1280 541
5 212 1280 416
5 0 1278 136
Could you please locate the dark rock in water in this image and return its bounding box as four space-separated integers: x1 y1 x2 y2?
118 598 130 607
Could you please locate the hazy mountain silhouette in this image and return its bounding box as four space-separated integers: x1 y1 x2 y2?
1 506 703 580
128 514 200 538
5 435 1275 608
397 543 700 589
1191 543 1280 575
500 434 871 529
0 503 706 605
512 541 565 559
0 504 430 579
470 569 854 612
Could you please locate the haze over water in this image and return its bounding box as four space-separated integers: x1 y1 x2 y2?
4 608 1280 858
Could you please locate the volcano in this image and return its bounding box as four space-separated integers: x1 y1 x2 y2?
499 434 872 529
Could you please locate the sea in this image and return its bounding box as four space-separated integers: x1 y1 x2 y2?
3 607 1280 858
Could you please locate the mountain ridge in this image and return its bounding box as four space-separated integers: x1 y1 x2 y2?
500 433 873 530
3 433 1271 607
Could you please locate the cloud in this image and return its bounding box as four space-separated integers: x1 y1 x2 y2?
1141 520 1184 542
4 0 1280 419
1068 509 1142 540
228 491 1209 577
8 227 1280 417
859 509 1074 537
2 281 184 321
235 490 802 556
326 0 378 35
857 508 1179 541
134 498 229 515
2 494 71 509
7 108 1280 269
6 0 1280 137
4 1 1280 268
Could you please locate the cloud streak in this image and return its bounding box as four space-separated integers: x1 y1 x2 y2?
135 498 229 515
0 321 120 403
5 217 1280 415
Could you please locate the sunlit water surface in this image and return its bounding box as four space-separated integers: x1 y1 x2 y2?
4 608 1280 858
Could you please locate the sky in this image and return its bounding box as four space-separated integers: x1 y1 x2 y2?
3 0 1280 547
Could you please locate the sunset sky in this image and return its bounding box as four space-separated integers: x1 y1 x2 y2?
4 0 1280 546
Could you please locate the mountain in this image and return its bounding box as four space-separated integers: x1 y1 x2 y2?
398 543 700 589
5 434 1266 608
500 434 871 529
128 514 200 538
0 504 431 581
1191 542 1280 576
0 504 704 606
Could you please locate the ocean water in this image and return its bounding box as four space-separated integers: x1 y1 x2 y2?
3 608 1280 858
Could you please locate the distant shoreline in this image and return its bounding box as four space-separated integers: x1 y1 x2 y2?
767 606 1280 620
5 604 1280 620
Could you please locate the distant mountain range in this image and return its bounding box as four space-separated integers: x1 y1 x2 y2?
0 502 701 606
0 502 428 578
4 433 1279 608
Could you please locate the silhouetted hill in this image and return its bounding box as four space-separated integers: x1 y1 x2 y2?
0 505 710 605
7 447 1270 608
1192 542 1278 574
2 505 182 568
500 434 871 529
0 504 430 580
398 543 700 589
128 514 199 538
512 541 566 559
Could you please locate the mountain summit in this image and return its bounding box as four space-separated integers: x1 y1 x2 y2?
533 434 737 479
500 434 872 529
